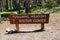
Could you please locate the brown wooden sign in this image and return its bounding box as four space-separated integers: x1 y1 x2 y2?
9 14 49 24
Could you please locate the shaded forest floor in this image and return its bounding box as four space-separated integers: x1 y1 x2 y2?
0 12 60 40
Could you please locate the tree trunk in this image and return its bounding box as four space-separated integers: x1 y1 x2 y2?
10 0 13 9
24 0 30 13
6 0 9 10
41 0 45 8
0 1 2 12
1 0 4 12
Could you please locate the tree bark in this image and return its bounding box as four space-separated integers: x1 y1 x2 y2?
24 0 30 13
0 1 2 12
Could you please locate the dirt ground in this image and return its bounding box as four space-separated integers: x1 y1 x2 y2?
0 12 60 40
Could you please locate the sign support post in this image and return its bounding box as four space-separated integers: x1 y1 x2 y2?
16 24 19 31
41 23 44 30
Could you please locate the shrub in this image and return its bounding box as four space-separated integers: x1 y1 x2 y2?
46 0 57 8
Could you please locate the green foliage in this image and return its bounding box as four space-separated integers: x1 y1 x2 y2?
46 0 57 8
1 0 60 14
57 0 60 4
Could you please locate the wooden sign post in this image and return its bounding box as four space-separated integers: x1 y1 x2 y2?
41 23 44 30
9 14 49 30
16 24 19 31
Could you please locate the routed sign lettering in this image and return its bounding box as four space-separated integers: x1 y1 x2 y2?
9 14 49 24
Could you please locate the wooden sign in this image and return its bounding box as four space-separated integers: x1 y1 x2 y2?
9 14 49 24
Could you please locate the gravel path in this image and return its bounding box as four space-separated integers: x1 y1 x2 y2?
0 13 60 40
